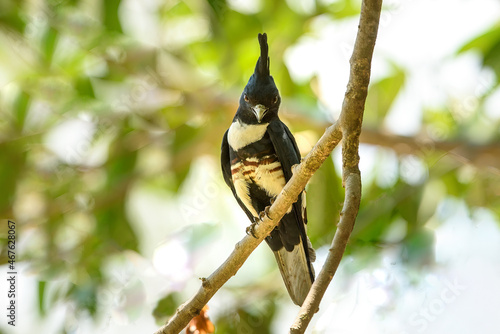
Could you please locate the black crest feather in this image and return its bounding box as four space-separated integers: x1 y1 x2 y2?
256 33 270 78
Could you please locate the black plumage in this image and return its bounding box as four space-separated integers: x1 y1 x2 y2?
221 33 315 305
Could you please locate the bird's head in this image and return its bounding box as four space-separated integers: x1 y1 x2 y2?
238 33 281 124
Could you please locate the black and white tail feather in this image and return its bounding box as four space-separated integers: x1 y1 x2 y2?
221 33 315 306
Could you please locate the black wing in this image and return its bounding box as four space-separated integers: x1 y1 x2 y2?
267 119 301 181
267 119 305 230
221 130 234 189
267 119 314 281
221 129 255 222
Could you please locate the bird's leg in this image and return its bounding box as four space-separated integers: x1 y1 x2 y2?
246 217 259 238
291 158 306 175
270 195 277 205
259 205 271 222
258 196 275 221
245 199 275 238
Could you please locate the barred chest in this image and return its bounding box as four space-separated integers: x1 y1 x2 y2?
227 119 286 215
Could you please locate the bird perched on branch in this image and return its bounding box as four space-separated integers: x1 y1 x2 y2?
221 33 315 306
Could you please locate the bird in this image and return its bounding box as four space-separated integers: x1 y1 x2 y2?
221 33 315 306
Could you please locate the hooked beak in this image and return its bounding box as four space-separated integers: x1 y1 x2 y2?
252 104 268 123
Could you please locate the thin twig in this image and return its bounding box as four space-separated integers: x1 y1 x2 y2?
289 0 382 332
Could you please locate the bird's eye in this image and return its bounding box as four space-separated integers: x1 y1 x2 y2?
273 95 279 104
244 94 249 102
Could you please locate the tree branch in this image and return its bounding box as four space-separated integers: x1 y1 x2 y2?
360 129 500 172
155 1 381 333
290 0 382 332
154 125 343 334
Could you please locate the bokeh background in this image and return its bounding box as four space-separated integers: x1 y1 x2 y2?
1 0 500 333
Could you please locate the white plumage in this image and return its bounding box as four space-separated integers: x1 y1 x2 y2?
227 119 269 151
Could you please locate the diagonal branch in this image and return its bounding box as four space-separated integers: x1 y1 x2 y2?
154 117 343 334
359 129 500 172
154 1 381 333
290 0 382 332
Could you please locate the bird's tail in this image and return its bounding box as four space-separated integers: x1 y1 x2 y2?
273 236 316 306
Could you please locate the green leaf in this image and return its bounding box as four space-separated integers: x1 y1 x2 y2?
0 1 25 32
0 141 26 215
95 205 139 251
75 76 95 98
216 300 276 334
441 170 469 198
207 0 227 20
354 183 396 242
364 65 406 126
152 292 182 324
13 90 30 131
38 281 46 316
396 186 422 226
41 25 58 65
67 282 98 315
423 108 458 140
354 208 394 244
169 124 202 191
103 0 123 33
328 0 362 19
402 228 435 266
307 157 343 246
172 124 200 154
93 130 139 252
354 181 422 244
163 1 193 17
458 24 500 54
459 24 500 77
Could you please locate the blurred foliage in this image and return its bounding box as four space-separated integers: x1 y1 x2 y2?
0 0 499 333
214 299 277 334
459 23 500 78
153 292 183 324
364 64 405 126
